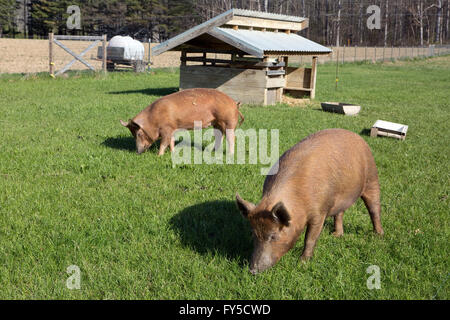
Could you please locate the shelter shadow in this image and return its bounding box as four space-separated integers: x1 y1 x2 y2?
360 128 372 137
170 200 253 265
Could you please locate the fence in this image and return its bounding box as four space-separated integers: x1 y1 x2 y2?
1 38 450 74
315 45 450 64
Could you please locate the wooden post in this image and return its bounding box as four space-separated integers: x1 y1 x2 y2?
354 45 357 62
263 56 269 105
374 47 376 62
335 48 339 91
148 38 151 71
365 46 367 61
203 52 207 66
49 33 54 77
310 56 318 99
342 45 345 64
102 34 107 73
181 50 186 66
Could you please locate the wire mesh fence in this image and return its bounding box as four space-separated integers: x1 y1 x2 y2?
318 45 450 64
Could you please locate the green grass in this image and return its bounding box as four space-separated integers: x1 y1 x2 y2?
0 56 449 300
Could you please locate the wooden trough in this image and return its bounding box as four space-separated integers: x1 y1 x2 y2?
321 102 361 116
151 9 332 105
370 120 409 140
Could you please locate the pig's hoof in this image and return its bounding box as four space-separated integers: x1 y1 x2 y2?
300 255 312 262
332 231 344 237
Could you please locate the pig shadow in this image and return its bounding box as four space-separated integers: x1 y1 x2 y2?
108 87 178 96
169 200 253 265
102 135 205 153
102 135 160 153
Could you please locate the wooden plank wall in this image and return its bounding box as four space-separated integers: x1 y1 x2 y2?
180 65 285 104
285 67 311 89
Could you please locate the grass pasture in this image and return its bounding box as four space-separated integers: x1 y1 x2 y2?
0 57 449 299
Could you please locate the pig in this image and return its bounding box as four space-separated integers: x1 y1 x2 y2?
236 129 384 274
120 88 244 155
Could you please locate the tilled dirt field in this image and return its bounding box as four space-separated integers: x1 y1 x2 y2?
0 39 180 74
0 38 445 74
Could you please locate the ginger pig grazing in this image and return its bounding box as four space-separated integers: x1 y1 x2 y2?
120 88 243 155
236 129 384 274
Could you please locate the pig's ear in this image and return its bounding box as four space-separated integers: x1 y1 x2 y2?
120 119 129 127
271 202 291 227
236 193 255 218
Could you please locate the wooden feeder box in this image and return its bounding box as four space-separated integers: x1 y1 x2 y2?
321 102 361 116
370 120 409 140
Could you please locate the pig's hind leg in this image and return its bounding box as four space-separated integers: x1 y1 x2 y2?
361 180 384 235
170 135 175 152
332 211 344 237
225 129 235 155
212 125 224 152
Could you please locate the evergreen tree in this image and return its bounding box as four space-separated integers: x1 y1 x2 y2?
0 0 17 37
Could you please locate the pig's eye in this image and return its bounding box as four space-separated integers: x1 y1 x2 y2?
268 233 279 242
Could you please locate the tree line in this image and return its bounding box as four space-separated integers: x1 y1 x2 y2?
1 0 449 46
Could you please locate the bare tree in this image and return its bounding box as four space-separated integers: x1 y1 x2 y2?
385 0 389 46
336 0 341 46
436 0 442 43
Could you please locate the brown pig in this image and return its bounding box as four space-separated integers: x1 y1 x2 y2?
120 88 244 155
236 129 384 274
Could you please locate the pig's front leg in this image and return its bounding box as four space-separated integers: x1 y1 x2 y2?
158 129 174 156
300 215 326 261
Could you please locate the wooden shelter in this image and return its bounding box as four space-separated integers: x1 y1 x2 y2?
152 9 331 105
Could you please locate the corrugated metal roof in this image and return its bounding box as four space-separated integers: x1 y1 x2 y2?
210 28 331 57
152 8 330 57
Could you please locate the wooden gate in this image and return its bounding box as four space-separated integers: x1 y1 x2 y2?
49 33 107 77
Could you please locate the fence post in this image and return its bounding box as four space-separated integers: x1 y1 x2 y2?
374 47 376 63
49 33 54 77
383 46 385 61
365 46 367 61
102 34 107 73
391 46 393 60
342 45 345 64
354 45 357 62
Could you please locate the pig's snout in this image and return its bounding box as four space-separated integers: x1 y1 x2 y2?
249 268 259 275
249 260 273 275
249 246 276 275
